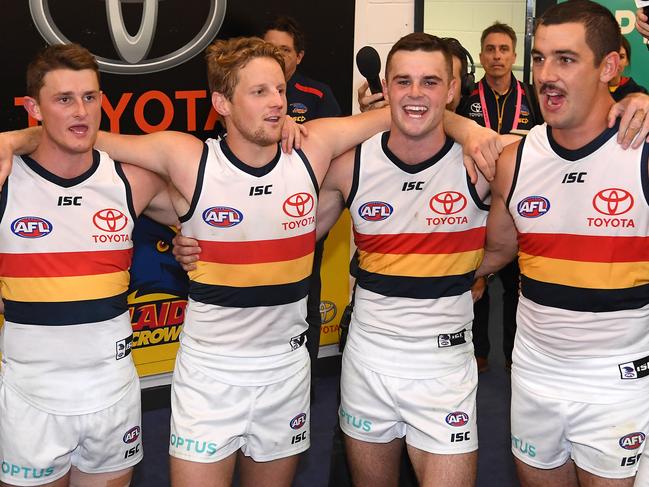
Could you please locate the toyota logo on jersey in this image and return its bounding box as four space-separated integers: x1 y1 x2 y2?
429 191 467 215
283 192 314 218
593 188 634 216
93 208 129 232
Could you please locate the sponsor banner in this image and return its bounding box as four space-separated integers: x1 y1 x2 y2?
319 212 352 347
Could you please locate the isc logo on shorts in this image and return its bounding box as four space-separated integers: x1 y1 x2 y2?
445 411 469 427
619 432 645 450
123 426 141 444
358 201 393 221
290 413 307 430
202 206 243 227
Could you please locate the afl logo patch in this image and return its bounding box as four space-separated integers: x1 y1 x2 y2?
445 411 469 427
289 102 308 115
202 206 243 227
359 201 393 221
593 188 634 216
123 426 141 444
429 191 467 215
290 413 307 430
517 196 550 218
93 208 128 232
619 432 645 450
11 216 53 238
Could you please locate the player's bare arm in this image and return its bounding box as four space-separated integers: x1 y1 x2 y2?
95 130 203 208
475 141 520 278
120 163 178 226
315 148 355 241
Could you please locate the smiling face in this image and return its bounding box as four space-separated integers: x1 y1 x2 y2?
214 56 287 147
25 68 101 156
384 49 454 141
532 22 618 139
480 32 516 82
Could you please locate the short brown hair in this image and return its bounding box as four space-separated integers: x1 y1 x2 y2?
205 37 285 99
481 22 517 51
385 33 452 82
263 16 305 54
537 0 620 66
26 43 99 99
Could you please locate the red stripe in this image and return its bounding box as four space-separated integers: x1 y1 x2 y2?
354 227 485 254
198 231 315 264
518 233 649 262
294 83 324 98
620 77 630 87
0 249 132 278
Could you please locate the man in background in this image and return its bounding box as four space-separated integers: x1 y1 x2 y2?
456 22 542 373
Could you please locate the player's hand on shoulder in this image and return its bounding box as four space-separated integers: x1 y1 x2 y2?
609 92 649 149
461 123 503 184
281 115 308 154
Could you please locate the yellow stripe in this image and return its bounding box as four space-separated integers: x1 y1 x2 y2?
1 271 130 302
519 252 649 289
190 253 313 287
358 249 484 277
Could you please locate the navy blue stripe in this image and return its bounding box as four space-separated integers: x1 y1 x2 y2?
345 144 362 209
521 275 649 312
189 278 310 308
357 269 474 299
4 292 128 326
179 143 208 223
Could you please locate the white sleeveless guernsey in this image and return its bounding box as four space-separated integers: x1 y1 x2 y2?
347 132 488 379
0 151 136 414
509 123 649 402
179 138 318 384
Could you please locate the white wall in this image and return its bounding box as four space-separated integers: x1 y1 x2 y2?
352 0 414 113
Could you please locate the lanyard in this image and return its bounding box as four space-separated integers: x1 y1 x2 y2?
478 79 523 133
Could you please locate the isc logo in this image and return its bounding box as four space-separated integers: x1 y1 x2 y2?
358 201 393 221
619 432 645 450
290 413 307 430
202 206 243 228
123 426 141 444
445 411 469 427
11 217 53 238
517 196 550 218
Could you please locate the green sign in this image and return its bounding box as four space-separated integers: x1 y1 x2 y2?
557 0 648 89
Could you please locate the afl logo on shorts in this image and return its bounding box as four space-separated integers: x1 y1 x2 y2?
445 411 469 427
517 196 550 218
93 208 128 232
202 206 243 227
290 413 307 430
593 188 634 216
359 201 393 221
123 426 141 444
11 216 53 238
619 432 645 450
283 192 315 218
429 191 467 215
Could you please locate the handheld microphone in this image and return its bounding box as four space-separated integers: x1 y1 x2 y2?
356 46 383 95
